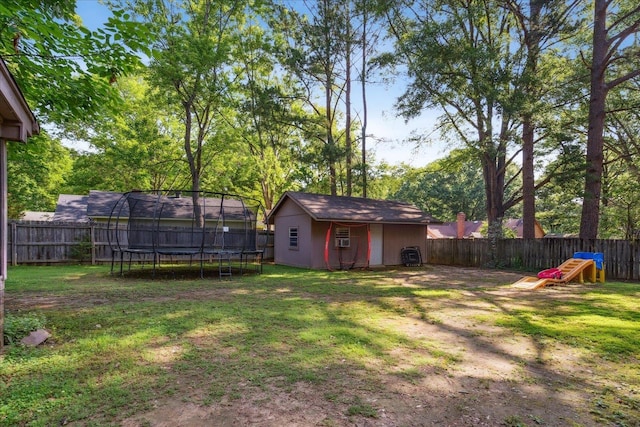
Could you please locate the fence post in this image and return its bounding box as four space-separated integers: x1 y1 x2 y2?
11 221 17 266
91 224 96 265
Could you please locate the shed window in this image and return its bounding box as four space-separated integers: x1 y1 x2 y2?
289 227 298 249
335 227 350 248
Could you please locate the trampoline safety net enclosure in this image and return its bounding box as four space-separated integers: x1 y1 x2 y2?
107 190 266 278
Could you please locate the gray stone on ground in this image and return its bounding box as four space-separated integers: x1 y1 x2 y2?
20 329 51 347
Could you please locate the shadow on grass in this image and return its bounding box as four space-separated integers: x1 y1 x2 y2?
2 264 639 425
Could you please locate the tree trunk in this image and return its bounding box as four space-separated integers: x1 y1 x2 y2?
361 0 368 198
580 0 608 239
520 0 542 239
182 101 203 226
326 81 337 196
522 118 536 238
345 2 352 196
482 152 505 230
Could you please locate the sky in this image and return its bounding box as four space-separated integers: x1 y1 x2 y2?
75 0 446 167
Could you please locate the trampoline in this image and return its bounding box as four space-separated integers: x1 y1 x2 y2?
108 190 266 278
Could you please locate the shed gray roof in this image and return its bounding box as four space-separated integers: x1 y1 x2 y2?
269 191 438 225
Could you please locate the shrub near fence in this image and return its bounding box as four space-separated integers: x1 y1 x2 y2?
426 238 640 281
7 221 273 266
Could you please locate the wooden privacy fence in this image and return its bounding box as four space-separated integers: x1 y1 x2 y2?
7 221 274 266
8 221 640 281
426 238 640 281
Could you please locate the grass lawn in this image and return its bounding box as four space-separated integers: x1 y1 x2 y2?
1 264 639 426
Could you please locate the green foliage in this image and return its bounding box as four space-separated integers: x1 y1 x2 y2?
3 0 638 239
362 162 401 200
536 143 585 236
123 0 270 197
599 168 640 240
70 235 92 263
1 1 153 214
382 0 530 226
0 0 152 128
599 86 640 239
7 133 73 217
478 221 516 239
346 397 378 418
392 149 486 221
503 415 528 427
277 1 359 195
227 25 307 207
3 312 47 345
61 76 189 194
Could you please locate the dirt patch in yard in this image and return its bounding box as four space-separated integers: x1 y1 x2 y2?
124 267 633 426
8 265 638 426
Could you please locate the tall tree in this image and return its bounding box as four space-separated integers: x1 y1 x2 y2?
360 0 371 197
281 0 348 195
344 1 354 195
231 14 307 209
382 0 524 242
505 0 583 238
122 0 258 219
346 0 385 197
355 0 385 198
580 0 640 239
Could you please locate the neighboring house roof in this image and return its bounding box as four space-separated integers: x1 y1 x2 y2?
87 190 126 218
53 191 123 222
428 221 484 239
53 194 90 222
54 190 257 223
269 191 438 225
504 218 545 238
121 191 253 221
21 211 54 221
0 58 39 143
428 218 545 238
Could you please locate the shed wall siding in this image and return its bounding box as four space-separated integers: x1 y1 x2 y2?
382 224 427 265
310 221 329 269
273 199 312 268
311 221 369 269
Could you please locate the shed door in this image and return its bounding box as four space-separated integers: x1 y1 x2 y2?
369 224 383 266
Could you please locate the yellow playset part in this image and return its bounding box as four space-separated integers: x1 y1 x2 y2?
512 257 605 290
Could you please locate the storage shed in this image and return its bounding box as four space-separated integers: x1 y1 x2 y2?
269 192 437 270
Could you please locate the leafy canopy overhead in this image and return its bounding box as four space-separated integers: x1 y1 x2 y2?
0 0 152 127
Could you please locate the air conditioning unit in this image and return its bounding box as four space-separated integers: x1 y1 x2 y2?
335 238 351 248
